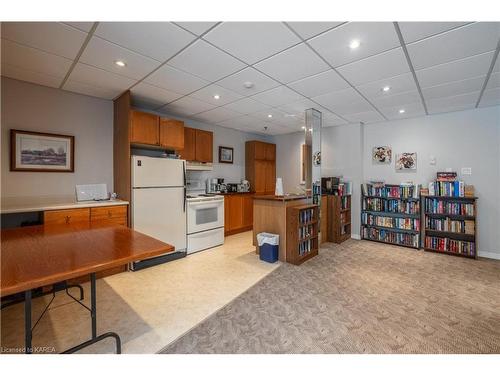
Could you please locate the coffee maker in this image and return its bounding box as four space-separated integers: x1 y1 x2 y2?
207 178 225 193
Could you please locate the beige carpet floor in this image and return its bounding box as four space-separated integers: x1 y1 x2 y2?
161 239 500 354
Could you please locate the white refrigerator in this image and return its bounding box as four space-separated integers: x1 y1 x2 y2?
131 156 187 269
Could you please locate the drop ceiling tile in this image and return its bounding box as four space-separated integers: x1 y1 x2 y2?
66 63 136 96
175 22 219 36
371 90 421 108
312 87 374 115
286 22 345 40
478 87 500 107
144 64 209 94
216 67 280 96
64 22 94 32
377 102 425 120
337 47 410 86
398 22 471 44
260 123 294 135
407 22 500 70
1 22 88 60
422 75 486 100
344 110 385 124
131 82 183 109
203 22 301 64
486 71 500 90
288 69 349 97
224 97 271 114
1 63 62 88
63 80 120 99
356 72 417 100
159 96 216 116
426 91 479 114
308 22 400 67
416 51 495 88
251 85 305 107
277 98 318 116
95 22 195 62
217 114 258 128
168 39 245 81
194 106 242 123
1 39 72 78
189 84 243 106
80 36 161 80
250 108 290 124
322 112 349 126
254 43 329 83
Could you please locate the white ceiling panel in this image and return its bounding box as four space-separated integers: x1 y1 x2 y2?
276 98 318 116
95 22 196 62
130 82 183 109
398 22 471 44
1 63 62 88
66 63 137 96
64 22 94 32
312 87 374 115
426 91 479 114
1 22 87 60
478 87 500 107
144 64 209 94
322 112 349 127
286 22 345 40
80 36 161 80
407 22 500 70
377 102 425 120
371 90 421 108
250 108 290 123
189 84 243 106
356 72 417 100
193 106 242 123
159 96 216 116
216 67 280 96
203 22 301 64
486 71 500 90
254 43 329 83
251 85 305 107
343 110 385 124
175 22 219 36
308 22 400 67
416 51 495 88
1 39 72 78
337 47 410 86
217 114 260 129
168 39 245 81
422 75 486 100
288 69 349 97
63 79 121 99
224 97 271 114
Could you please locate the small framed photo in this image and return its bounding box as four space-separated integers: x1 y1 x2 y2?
10 129 75 172
218 146 234 164
372 146 392 164
396 152 417 171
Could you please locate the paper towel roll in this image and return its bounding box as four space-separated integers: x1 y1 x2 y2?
275 177 284 196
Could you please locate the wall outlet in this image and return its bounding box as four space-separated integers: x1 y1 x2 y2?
461 167 472 175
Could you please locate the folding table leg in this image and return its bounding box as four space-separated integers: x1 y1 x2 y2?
25 290 32 354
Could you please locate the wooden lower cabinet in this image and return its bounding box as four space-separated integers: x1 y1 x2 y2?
44 208 90 226
90 205 128 226
224 194 254 236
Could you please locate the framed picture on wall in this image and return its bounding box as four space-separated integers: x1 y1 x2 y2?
218 146 234 164
372 146 392 164
395 152 417 171
10 129 75 172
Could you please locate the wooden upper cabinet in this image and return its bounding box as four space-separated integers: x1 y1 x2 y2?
159 118 184 150
179 127 196 161
254 142 267 160
265 143 276 161
130 110 159 145
246 140 276 194
195 129 213 163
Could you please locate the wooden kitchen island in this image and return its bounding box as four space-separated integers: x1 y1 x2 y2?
252 195 309 262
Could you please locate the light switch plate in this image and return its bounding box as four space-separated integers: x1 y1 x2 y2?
461 167 472 175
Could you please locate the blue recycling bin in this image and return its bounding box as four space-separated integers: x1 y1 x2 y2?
257 233 279 263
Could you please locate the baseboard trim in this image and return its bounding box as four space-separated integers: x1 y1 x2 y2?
351 234 361 240
478 251 500 260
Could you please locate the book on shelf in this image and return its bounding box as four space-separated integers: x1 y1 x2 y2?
436 171 457 182
362 183 421 199
425 236 475 257
299 208 315 224
362 227 420 248
424 197 475 216
425 217 475 234
427 181 474 197
362 213 420 230
362 197 420 214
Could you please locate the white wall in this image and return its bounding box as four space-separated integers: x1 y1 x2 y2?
1 77 113 198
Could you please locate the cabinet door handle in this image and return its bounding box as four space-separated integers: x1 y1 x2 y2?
65 216 71 224
108 211 112 218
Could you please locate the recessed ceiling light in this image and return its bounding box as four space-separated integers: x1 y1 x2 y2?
267 114 273 118
213 94 220 100
308 128 313 132
399 109 405 114
115 60 126 67
301 126 306 130
349 39 361 49
382 86 391 92
244 81 254 89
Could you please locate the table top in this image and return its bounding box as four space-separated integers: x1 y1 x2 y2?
0 223 174 297
253 194 308 202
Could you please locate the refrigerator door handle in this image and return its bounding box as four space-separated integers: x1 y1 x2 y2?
184 187 186 212
183 161 187 212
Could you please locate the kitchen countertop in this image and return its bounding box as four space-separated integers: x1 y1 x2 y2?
253 194 308 202
1 195 129 214
219 192 253 196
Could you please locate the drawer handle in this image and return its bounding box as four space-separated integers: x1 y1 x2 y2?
65 216 71 224
108 211 112 218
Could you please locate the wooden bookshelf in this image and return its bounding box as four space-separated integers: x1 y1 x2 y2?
286 204 319 265
422 195 477 259
360 183 421 249
330 195 351 243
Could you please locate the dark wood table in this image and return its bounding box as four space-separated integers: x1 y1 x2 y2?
1 223 174 354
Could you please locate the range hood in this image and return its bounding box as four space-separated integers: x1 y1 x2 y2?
186 161 213 171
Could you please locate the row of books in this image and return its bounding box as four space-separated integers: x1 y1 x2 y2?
298 239 314 256
340 196 350 210
298 224 315 240
299 208 315 224
362 197 420 214
361 183 420 199
424 198 475 216
335 182 352 196
428 181 465 197
425 236 475 256
425 217 475 234
361 213 420 231
362 227 420 248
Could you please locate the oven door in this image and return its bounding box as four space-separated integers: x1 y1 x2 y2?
187 199 224 234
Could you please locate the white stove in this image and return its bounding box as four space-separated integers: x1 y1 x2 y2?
186 180 225 254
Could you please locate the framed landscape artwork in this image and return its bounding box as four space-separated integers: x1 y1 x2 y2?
218 146 234 164
372 146 392 164
395 152 417 171
10 129 75 172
